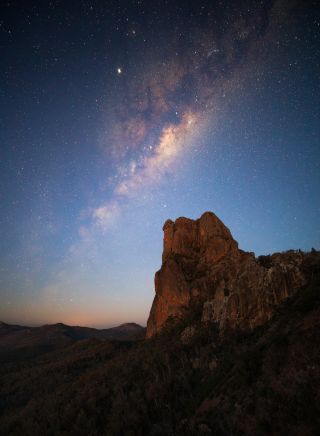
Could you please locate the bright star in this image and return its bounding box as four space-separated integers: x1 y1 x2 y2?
117 67 122 74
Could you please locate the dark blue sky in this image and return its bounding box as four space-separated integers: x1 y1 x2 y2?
1 0 319 327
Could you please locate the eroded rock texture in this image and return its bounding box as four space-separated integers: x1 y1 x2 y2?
146 211 306 338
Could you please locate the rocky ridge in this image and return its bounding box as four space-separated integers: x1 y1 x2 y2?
146 211 307 337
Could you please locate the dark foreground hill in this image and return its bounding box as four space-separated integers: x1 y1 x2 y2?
0 250 319 435
0 322 146 363
0 212 319 435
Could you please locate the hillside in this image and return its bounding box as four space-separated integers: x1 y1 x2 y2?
0 213 319 435
0 322 145 363
0 267 319 435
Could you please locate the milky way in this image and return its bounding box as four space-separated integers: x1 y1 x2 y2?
89 0 281 231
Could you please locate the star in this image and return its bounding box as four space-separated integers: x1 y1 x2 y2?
117 67 122 75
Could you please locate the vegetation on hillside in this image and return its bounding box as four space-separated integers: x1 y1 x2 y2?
0 251 319 435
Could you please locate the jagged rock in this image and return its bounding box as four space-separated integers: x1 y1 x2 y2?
180 325 196 345
146 211 307 337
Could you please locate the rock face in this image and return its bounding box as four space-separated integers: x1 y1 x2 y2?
146 211 306 338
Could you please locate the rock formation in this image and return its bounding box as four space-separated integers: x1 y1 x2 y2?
146 211 307 338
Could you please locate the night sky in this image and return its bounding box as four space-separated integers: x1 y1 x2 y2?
1 1 319 327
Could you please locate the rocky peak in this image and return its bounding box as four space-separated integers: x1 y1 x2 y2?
162 211 238 263
146 212 307 338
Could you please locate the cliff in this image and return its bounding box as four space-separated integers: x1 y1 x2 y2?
146 211 307 337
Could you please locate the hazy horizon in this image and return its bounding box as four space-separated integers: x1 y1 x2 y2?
0 319 146 329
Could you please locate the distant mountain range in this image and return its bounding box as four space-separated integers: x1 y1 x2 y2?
0 321 145 362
